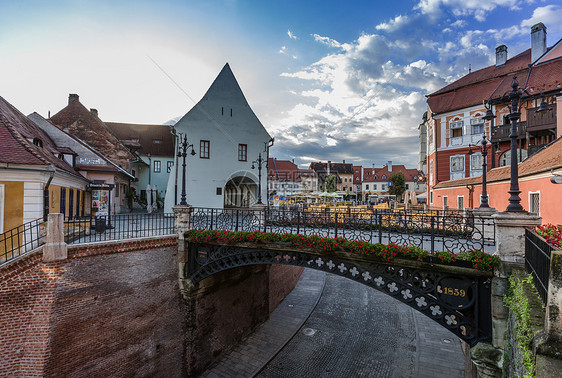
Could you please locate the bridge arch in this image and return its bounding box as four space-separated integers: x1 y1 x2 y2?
186 242 492 347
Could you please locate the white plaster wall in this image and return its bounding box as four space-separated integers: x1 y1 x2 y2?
164 65 271 210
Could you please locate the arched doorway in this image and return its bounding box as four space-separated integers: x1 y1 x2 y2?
224 176 258 208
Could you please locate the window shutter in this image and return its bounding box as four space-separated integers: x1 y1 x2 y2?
445 125 450 146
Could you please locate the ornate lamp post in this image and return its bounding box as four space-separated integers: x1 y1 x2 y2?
467 136 490 208
177 133 196 206
251 153 266 205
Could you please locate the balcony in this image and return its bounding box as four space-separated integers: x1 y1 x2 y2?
450 133 485 146
491 121 526 143
526 106 557 136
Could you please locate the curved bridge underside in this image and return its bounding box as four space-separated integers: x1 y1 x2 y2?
187 243 492 347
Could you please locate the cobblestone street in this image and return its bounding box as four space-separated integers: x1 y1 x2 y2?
202 268 465 378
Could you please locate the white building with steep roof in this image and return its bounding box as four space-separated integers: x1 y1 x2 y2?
164 63 273 210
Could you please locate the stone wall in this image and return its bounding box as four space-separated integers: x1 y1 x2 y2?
0 237 183 377
269 265 304 312
1 236 304 376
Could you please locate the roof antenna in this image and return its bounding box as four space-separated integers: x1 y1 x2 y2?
469 64 472 74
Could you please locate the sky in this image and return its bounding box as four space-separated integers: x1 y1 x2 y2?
2 0 562 169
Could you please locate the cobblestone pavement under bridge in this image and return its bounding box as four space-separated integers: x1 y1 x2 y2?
201 269 465 378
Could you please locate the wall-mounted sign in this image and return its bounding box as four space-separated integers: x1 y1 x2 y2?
77 157 104 165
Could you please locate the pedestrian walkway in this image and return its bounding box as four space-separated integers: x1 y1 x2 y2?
200 269 326 378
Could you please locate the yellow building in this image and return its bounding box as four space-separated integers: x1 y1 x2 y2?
0 96 90 239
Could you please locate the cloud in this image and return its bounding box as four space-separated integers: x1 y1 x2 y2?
288 29 297 40
279 46 287 54
521 5 562 30
415 0 521 22
375 14 410 32
312 34 343 49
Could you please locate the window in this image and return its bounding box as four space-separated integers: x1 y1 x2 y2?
382 184 387 190
430 191 433 204
406 184 409 189
471 118 484 134
373 184 377 190
443 196 448 209
529 192 540 215
200 140 210 159
451 156 464 172
500 149 527 167
366 184 369 190
452 128 463 138
154 160 161 173
216 187 222 195
167 161 174 173
457 196 464 210
450 120 463 129
470 154 483 171
238 144 247 161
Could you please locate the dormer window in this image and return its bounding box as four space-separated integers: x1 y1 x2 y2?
153 139 162 144
57 153 64 160
382 175 386 179
33 138 43 148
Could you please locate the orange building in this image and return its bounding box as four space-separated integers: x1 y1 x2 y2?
432 136 562 225
424 23 562 212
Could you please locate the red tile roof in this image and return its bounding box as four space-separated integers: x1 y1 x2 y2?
105 122 175 157
0 96 81 175
428 46 562 115
50 97 135 169
363 165 422 182
268 158 301 181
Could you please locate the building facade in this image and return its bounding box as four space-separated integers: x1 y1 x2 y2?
164 63 273 210
425 23 562 208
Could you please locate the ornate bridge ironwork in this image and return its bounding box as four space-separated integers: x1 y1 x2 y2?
190 207 496 254
186 242 493 347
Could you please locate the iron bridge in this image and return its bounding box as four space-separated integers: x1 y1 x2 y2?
186 242 493 347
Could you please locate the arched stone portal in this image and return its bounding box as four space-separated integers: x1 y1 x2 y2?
224 176 257 208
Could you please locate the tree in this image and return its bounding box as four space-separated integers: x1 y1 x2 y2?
388 172 406 200
325 175 337 192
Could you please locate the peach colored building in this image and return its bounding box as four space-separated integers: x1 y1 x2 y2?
432 136 562 225
424 24 562 211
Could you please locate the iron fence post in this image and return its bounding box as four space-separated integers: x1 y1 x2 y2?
297 211 301 235
378 213 383 244
236 210 239 232
334 213 338 238
210 208 214 230
431 215 435 253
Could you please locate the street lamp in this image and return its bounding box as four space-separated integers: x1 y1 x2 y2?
251 153 266 205
467 136 490 208
177 133 196 206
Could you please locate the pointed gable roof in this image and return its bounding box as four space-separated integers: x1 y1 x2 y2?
177 63 271 140
0 96 82 175
50 95 135 169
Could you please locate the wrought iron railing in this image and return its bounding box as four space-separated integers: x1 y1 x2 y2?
64 213 176 244
0 218 45 265
190 207 496 253
525 228 552 305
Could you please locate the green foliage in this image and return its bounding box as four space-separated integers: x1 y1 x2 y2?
184 229 501 271
325 175 337 192
388 172 406 197
504 274 536 377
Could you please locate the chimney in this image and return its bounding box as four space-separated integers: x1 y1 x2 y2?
90 108 98 117
327 161 331 176
495 45 507 67
388 161 392 172
531 23 547 63
68 94 79 104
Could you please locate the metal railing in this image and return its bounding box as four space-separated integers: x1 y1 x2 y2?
0 218 45 265
525 228 552 305
64 213 176 244
190 207 496 253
